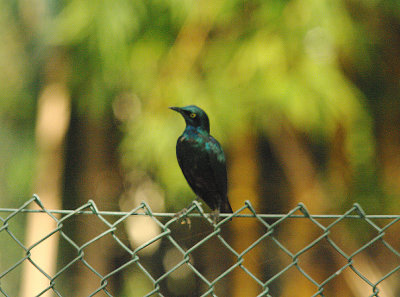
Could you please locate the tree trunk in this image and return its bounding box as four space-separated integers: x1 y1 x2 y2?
68 114 123 296
229 131 261 296
269 122 353 296
21 54 70 297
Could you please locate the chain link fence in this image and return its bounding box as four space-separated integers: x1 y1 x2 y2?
1 195 400 297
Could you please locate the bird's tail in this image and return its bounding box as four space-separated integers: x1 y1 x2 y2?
220 198 233 214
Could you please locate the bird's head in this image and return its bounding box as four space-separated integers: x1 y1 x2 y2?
169 105 210 133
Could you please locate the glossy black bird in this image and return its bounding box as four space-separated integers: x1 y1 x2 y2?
170 105 233 215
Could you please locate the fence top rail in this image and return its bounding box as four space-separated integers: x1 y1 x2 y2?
0 207 399 219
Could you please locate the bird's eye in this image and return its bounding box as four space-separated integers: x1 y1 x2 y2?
189 113 197 118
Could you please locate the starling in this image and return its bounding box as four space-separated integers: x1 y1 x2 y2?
170 105 233 215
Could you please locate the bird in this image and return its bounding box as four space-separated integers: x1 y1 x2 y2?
169 105 233 217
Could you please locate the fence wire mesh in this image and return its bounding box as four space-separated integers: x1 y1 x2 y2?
1 195 400 297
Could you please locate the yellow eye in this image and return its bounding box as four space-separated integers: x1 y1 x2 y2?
189 113 197 118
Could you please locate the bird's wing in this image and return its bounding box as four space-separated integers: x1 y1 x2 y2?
176 135 209 193
206 136 228 198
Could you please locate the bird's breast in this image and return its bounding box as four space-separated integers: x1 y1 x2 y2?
179 130 207 145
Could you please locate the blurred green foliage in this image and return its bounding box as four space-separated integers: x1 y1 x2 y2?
1 0 399 208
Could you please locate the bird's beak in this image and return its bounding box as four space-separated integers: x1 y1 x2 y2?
169 106 182 113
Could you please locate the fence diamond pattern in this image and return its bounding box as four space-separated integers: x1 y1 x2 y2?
1 195 400 296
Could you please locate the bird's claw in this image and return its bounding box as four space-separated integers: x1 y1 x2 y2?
209 209 220 224
174 208 188 217
174 208 192 227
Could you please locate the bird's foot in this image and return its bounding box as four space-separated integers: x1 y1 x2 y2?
209 209 220 224
174 207 188 217
174 208 192 227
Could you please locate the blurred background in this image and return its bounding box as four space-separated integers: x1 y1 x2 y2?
1 0 400 296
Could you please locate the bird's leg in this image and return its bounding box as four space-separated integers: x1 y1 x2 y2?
210 209 220 224
174 199 196 217
174 209 191 226
174 208 188 218
174 199 199 226
174 208 191 226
